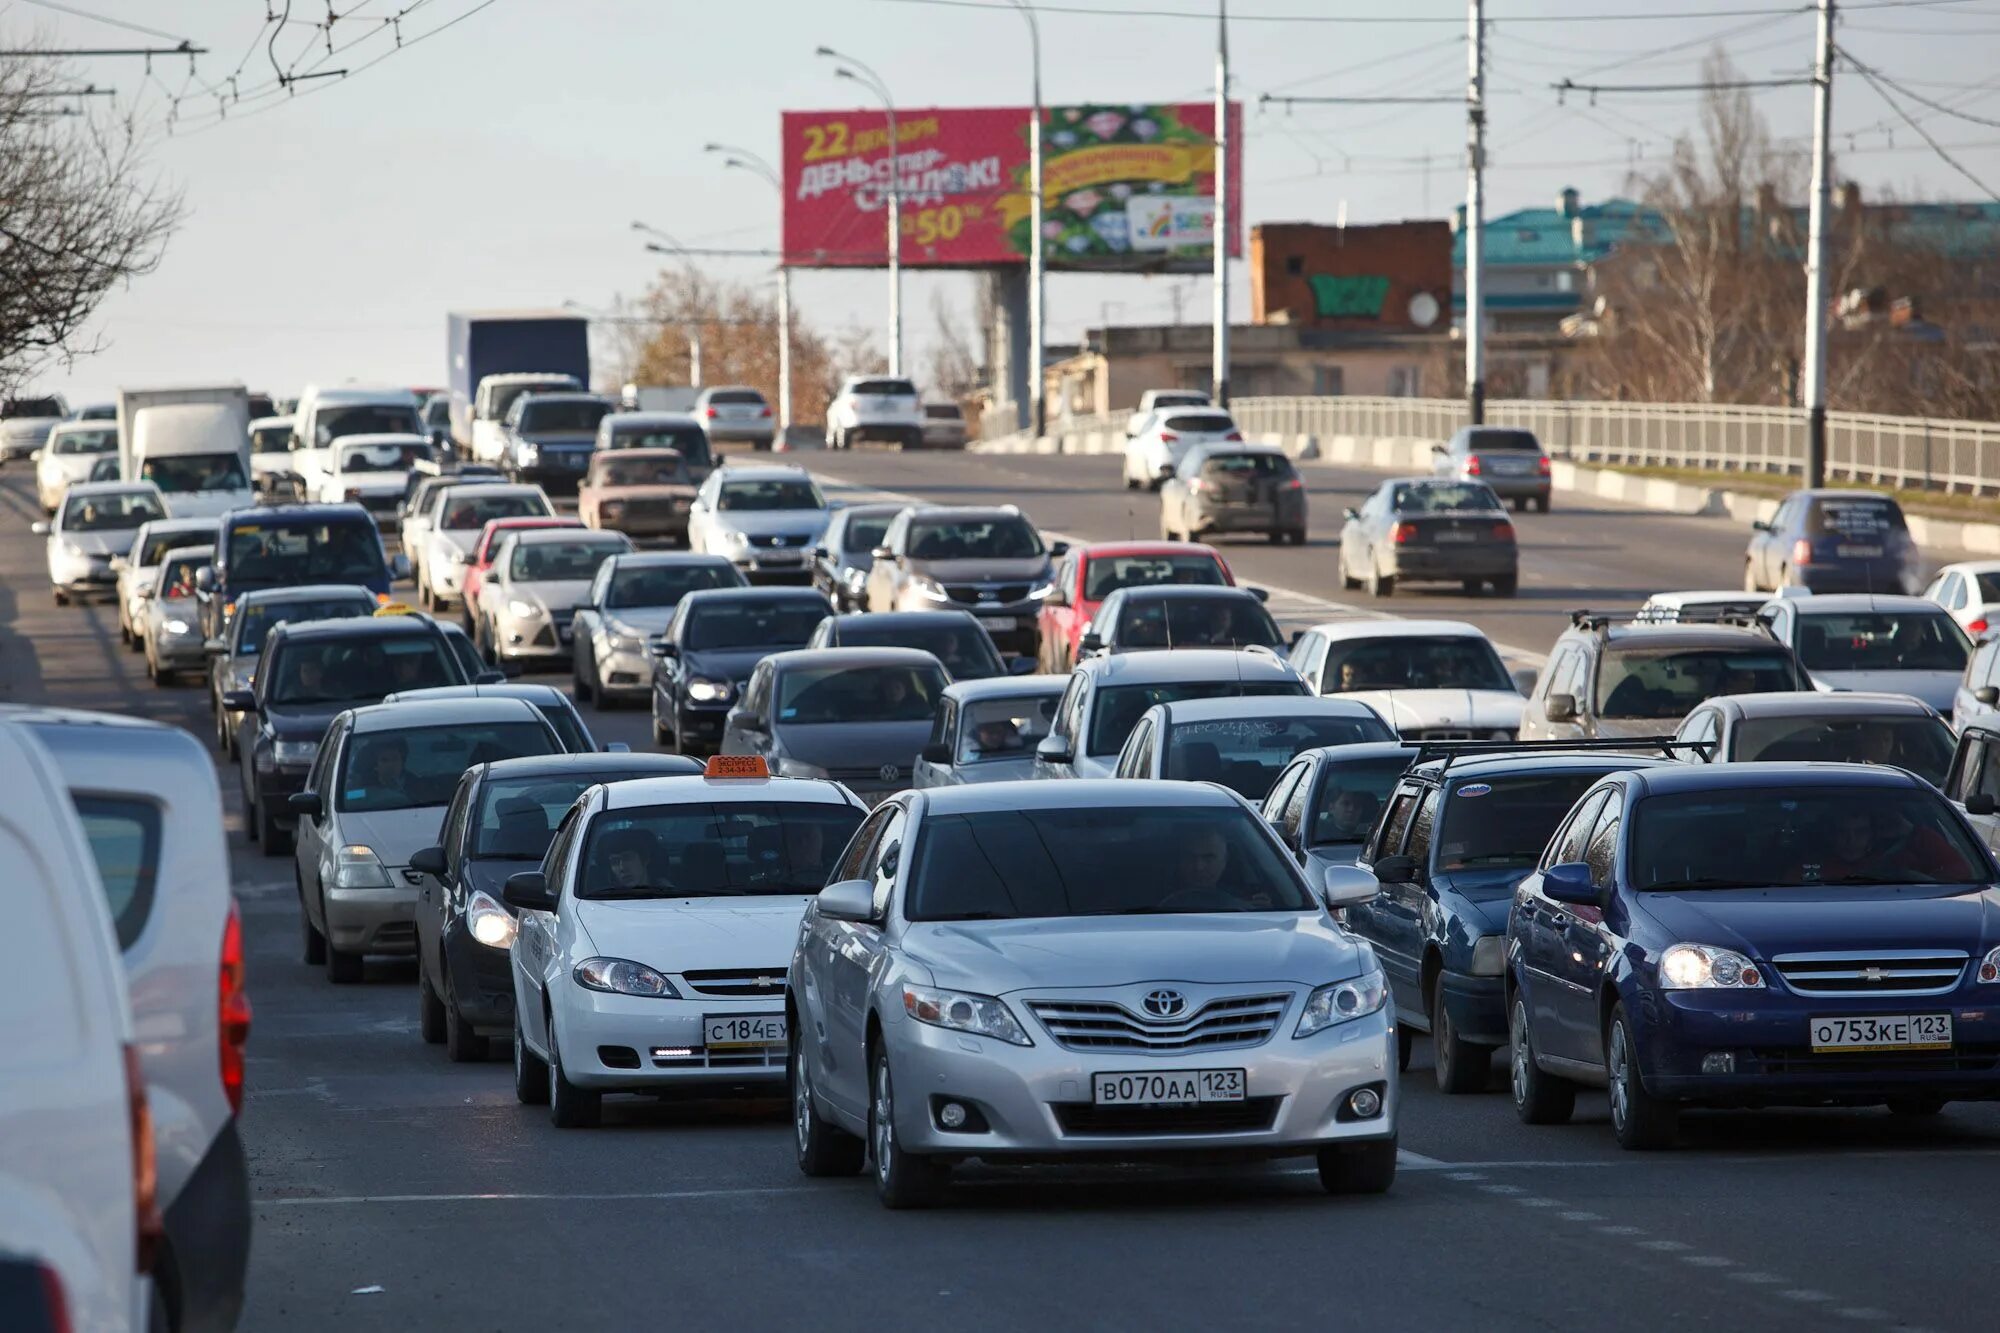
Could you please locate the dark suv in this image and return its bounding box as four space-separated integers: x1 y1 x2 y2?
860 504 1062 658
648 585 831 755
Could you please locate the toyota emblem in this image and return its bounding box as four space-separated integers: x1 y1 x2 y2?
878 763 900 782
1141 988 1187 1019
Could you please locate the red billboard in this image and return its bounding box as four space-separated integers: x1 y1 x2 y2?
781 101 1243 272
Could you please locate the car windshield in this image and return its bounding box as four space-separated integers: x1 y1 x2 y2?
1322 635 1513 692
135 528 213 566
250 423 292 451
231 595 372 656
52 428 117 455
841 515 894 554
1389 481 1501 513
518 400 611 434
955 693 1058 763
836 623 1002 678
3 396 63 417
1463 429 1541 452
1732 715 1957 786
508 538 625 582
717 479 821 512
340 441 433 472
906 517 1044 560
62 490 164 531
336 721 557 813
1794 612 1968 672
1438 771 1619 877
472 773 660 858
593 456 688 487
853 379 916 397
907 806 1312 920
1597 648 1803 719
611 425 710 463
1165 715 1394 799
1083 553 1228 601
492 382 573 419
778 663 947 724
318 403 422 441
225 518 384 587
423 397 451 427
441 493 549 530
1087 680 1307 757
1308 757 1415 847
267 636 459 705
684 599 826 651
1807 496 1905 537
577 802 865 899
1113 596 1282 651
1629 785 1990 888
606 562 740 609
140 453 249 493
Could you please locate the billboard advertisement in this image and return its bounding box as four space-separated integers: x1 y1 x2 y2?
781 101 1243 272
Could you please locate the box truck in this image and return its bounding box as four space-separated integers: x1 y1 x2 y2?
446 310 590 463
116 385 253 519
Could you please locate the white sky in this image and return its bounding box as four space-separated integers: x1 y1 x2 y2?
23 0 2000 405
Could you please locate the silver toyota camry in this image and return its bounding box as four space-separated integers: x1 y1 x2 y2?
787 779 1397 1208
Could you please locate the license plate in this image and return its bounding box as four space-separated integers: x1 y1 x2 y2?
1491 459 1530 474
1092 1068 1245 1106
979 615 1017 630
1809 1013 1951 1053
704 1013 787 1049
1836 545 1882 558
1435 530 1477 543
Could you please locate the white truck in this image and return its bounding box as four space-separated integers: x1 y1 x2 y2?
115 385 253 520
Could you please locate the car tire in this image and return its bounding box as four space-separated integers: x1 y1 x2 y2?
1366 564 1394 599
1606 1003 1677 1150
1534 495 1550 514
573 655 594 704
418 957 446 1045
548 1026 601 1128
1432 973 1495 1095
791 1036 865 1177
514 1021 550 1105
256 798 290 856
1287 528 1308 546
1508 994 1575 1125
442 966 489 1063
325 936 363 985
870 1047 943 1209
1512 496 1527 513
1887 1095 1946 1116
1396 1025 1412 1073
1742 561 1761 593
299 888 326 966
419 583 435 611
1124 474 1140 491
653 713 673 748
1461 578 1484 597
1316 1137 1397 1195
1491 574 1518 598
1268 530 1285 546
53 589 67 607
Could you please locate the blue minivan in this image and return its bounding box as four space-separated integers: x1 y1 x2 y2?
1744 489 1920 595
196 503 408 638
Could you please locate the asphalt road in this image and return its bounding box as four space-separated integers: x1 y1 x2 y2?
1 461 1994 1333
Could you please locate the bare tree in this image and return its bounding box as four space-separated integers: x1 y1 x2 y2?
0 47 182 393
617 266 846 424
925 285 982 404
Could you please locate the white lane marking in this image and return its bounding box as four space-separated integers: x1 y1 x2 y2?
263 1186 818 1206
1559 1210 1603 1222
1778 1290 1835 1304
1728 1273 1788 1286
1679 1255 1736 1268
1638 1239 1691 1253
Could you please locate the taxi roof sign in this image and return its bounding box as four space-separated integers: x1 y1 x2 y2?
704 755 770 779
373 601 415 617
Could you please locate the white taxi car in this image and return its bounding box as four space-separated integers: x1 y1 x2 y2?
504 756 867 1127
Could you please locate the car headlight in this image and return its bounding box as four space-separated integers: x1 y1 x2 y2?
910 575 950 603
516 442 540 464
62 539 88 557
1979 945 2000 984
1658 942 1766 990
719 528 751 549
271 738 318 767
448 547 470 566
573 956 679 998
605 621 646 652
162 617 191 635
466 890 517 949
1027 576 1057 600
686 677 733 703
507 598 542 619
901 984 1032 1047
330 844 394 890
775 757 830 779
1468 935 1506 977
1295 968 1388 1038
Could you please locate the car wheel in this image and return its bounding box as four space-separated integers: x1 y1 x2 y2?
1461 578 1484 597
1491 574 1518 598
53 589 67 607
1606 1003 1677 1150
1887 1095 1946 1116
1432 973 1495 1095
792 1035 865 1176
548 1024 601 1128
324 935 363 985
1366 563 1395 599
870 1047 944 1208
514 1020 550 1105
418 956 446 1045
1534 495 1550 514
1396 1025 1412 1073
299 879 326 965
1316 1137 1397 1195
1512 496 1527 513
1124 474 1140 491
419 583 435 611
653 712 672 748
1742 561 1761 593
442 963 489 1063
257 798 290 856
573 654 594 704
1508 994 1575 1125
1288 528 1308 546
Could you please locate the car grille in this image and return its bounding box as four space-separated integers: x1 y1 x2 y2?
1051 1098 1281 1136
1771 951 1967 996
748 533 808 549
616 498 686 522
1751 1045 2000 1075
1026 993 1290 1052
679 968 789 998
650 1046 786 1071
830 764 908 789
945 583 1029 606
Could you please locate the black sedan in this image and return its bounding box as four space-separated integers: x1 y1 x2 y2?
408 752 701 1060
1337 477 1518 598
648 586 832 755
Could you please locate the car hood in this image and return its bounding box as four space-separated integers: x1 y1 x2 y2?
464 857 540 904
603 607 676 638
904 556 1051 583
46 455 103 481
163 492 249 520
337 807 449 869
950 755 1038 785
506 578 595 612
714 511 828 541
683 645 789 685
2 416 61 441
774 721 932 770
902 912 1366 994
1634 884 2000 957
1810 669 1960 712
59 530 137 558
571 896 811 971
1591 715 1682 741
1433 867 1528 918
433 529 481 554
1343 688 1524 734
264 702 352 740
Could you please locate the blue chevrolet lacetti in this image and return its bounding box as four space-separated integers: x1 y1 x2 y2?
1505 762 2000 1149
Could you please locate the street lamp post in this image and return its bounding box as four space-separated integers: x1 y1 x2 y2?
703 142 794 434
628 222 704 386
817 46 901 376
1007 1 1046 437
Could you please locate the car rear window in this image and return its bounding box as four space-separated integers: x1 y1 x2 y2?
1389 481 1502 512
854 379 917 397
1162 413 1236 433
73 796 161 951
1733 714 1956 787
1087 680 1307 756
1807 496 1906 536
1199 452 1291 478
1083 553 1228 601
1596 647 1803 719
1464 430 1542 452
1165 715 1393 799
1114 595 1282 651
1437 771 1613 878
709 390 765 406
1794 611 1968 673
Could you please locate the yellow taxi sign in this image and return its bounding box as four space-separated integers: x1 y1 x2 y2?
373 601 415 617
704 755 770 779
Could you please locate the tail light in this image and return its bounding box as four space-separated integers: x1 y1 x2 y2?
1792 538 1814 566
219 900 251 1115
1393 521 1419 544
124 1044 162 1274
1159 432 1178 444
1537 456 1552 475
759 405 772 417
1186 477 1207 493
704 407 719 418
1281 476 1305 491
1463 455 1483 475
1224 431 1244 442
1492 522 1515 541
1970 618 1989 635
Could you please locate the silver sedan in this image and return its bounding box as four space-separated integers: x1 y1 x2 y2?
787 779 1397 1207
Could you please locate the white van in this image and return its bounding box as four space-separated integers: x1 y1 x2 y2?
316 432 437 522
290 385 424 497
0 720 158 1332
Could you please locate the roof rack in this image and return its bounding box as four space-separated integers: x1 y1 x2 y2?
1409 735 1714 775
1566 609 1629 632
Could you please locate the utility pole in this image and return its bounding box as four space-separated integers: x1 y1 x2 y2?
820 49 902 375
1007 2 1047 436
1465 0 1487 426
1212 0 1231 408
1801 0 1836 488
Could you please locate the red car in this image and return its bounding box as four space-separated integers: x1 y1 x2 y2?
1035 540 1236 673
460 515 584 631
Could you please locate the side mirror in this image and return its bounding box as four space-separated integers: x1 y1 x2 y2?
1965 792 1998 817
604 741 632 754
203 637 227 656
1319 864 1381 910
1049 541 1069 558
30 521 49 536
408 845 448 877
221 689 256 712
812 546 829 562
1007 658 1038 676
1976 686 1999 706
1430 443 1447 454
871 545 895 561
286 792 323 818
1373 853 1418 885
816 878 876 922
1246 586 1269 603
1036 734 1074 766
474 669 506 685
109 555 128 572
735 712 766 733
389 552 412 580
921 741 952 765
503 870 556 913
1079 632 1104 654
1511 666 1540 697
651 640 679 658
1751 519 1773 533
1545 693 1578 723
1342 507 1359 522
195 566 216 593
1542 861 1601 906
29 450 42 462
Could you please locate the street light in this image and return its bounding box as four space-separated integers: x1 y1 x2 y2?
816 45 901 376
628 224 703 385
704 142 795 435
1006 0 1046 437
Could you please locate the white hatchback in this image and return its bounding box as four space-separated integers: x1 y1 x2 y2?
1123 408 1243 490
